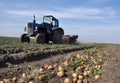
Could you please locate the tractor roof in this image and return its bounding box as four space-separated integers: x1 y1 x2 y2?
44 15 58 20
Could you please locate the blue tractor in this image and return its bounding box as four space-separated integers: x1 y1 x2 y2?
20 15 64 44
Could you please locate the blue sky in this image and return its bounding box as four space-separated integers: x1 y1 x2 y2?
0 0 120 44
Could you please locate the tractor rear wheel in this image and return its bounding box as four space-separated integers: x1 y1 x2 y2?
53 30 63 44
36 33 45 44
20 33 30 43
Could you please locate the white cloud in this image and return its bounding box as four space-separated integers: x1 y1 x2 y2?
5 6 116 20
66 7 116 19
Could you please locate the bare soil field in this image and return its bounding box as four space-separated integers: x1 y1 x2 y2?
0 36 120 83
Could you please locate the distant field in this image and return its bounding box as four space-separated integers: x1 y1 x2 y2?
0 36 120 83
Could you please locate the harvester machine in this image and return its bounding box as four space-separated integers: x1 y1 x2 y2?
20 15 78 44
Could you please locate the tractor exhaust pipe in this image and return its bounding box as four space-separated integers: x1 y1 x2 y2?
33 15 36 23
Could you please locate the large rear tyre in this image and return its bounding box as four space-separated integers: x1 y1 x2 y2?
53 30 63 44
20 34 30 43
45 34 49 43
36 33 45 44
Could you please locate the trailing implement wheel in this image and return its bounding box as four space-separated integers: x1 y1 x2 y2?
53 30 63 44
20 33 30 43
36 33 45 44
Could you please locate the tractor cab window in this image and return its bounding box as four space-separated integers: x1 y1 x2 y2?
43 17 52 24
52 19 58 27
43 16 59 27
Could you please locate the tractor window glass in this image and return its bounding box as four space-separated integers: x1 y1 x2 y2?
52 20 55 27
52 20 58 27
43 17 52 24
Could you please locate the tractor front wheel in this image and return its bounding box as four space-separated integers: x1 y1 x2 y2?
36 33 45 44
20 34 30 43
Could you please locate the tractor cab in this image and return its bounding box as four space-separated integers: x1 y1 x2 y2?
43 15 59 28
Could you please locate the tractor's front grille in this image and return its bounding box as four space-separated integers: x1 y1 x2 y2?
28 23 33 33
